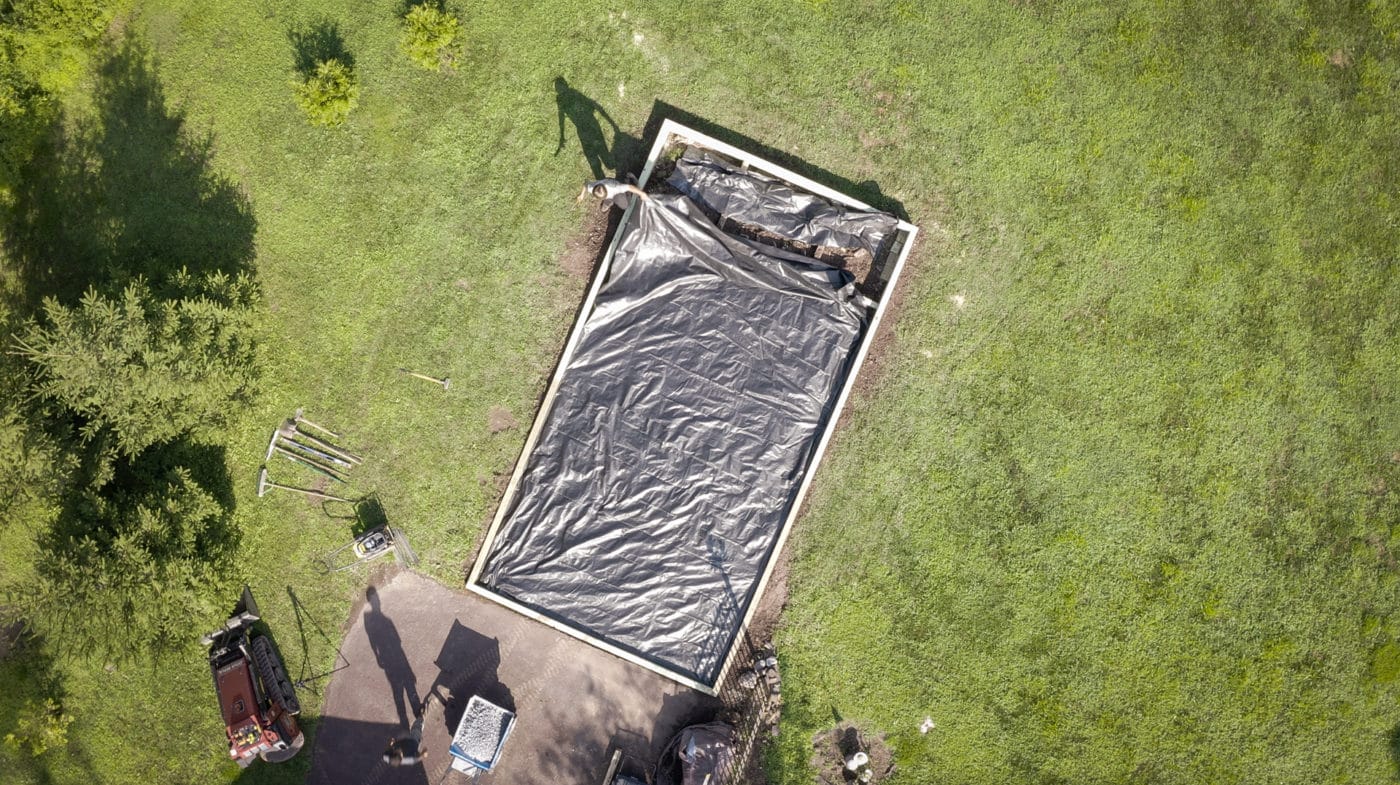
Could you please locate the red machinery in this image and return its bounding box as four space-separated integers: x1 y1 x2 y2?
201 587 304 767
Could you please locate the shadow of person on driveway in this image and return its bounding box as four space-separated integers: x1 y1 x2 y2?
365 586 421 728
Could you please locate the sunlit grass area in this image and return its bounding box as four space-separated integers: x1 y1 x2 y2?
1 0 1397 783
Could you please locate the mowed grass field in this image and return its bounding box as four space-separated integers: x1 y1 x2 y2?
0 0 1397 783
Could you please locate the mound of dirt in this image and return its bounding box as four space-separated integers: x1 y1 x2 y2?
811 722 895 785
558 204 612 279
487 405 518 433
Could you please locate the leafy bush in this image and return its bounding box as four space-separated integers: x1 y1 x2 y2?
400 4 460 71
14 271 259 456
3 698 73 757
27 459 240 661
0 0 118 203
292 58 358 127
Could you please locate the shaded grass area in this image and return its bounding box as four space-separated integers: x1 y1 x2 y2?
0 636 65 785
0 0 1395 783
3 38 256 309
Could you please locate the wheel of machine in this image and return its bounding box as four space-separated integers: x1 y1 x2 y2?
260 713 305 763
251 635 302 716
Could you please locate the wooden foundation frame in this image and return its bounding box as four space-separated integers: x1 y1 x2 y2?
466 119 920 695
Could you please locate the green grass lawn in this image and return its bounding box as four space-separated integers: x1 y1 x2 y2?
1 0 1398 783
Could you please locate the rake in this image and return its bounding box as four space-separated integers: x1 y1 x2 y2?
256 467 355 503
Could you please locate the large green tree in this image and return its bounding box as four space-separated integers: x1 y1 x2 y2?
27 457 240 661
14 271 258 456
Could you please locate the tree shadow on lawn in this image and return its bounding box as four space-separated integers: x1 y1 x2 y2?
0 628 71 785
2 36 256 313
288 19 355 77
1390 724 1400 778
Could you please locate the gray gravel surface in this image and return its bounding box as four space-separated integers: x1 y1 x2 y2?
453 697 511 763
307 569 719 785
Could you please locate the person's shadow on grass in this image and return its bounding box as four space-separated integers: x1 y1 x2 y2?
364 586 421 729
554 76 640 179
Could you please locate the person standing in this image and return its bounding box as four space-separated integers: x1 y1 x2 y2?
578 178 649 209
382 694 440 766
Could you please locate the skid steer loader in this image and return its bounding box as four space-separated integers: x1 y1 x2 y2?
201 586 304 767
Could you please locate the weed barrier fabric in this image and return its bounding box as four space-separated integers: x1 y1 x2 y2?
480 162 885 686
668 148 899 260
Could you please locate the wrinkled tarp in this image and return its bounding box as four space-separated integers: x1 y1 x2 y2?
669 147 899 260
656 722 736 785
479 155 888 685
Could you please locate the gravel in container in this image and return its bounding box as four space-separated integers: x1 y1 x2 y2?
451 696 513 765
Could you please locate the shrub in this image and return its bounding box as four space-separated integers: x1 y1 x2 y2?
293 58 358 127
3 698 73 757
400 4 461 72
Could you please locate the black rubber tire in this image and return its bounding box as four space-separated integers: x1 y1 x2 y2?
251 635 302 716
260 714 305 763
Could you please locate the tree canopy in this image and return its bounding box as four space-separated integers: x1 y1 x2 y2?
28 457 241 661
14 271 258 456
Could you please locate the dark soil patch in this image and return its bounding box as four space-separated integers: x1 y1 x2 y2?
305 472 332 503
717 216 881 297
645 141 892 298
841 232 928 414
476 470 510 505
643 142 686 187
487 405 518 433
558 203 612 279
746 547 791 646
812 722 896 785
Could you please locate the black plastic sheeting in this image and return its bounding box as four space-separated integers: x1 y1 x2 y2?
479 152 895 685
657 722 736 785
669 148 899 260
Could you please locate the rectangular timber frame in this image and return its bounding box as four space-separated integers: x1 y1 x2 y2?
467 119 920 695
